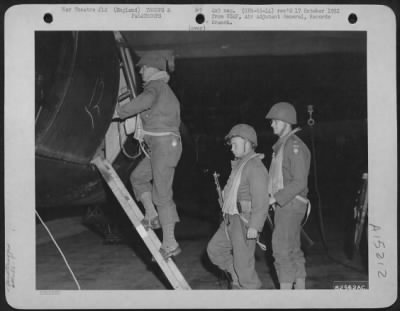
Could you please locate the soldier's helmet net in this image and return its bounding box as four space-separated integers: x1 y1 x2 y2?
265 102 297 125
136 52 167 71
225 124 258 147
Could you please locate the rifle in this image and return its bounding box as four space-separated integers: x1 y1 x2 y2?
213 171 313 250
212 172 224 209
213 171 267 251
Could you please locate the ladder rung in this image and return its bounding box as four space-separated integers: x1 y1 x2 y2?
91 156 191 290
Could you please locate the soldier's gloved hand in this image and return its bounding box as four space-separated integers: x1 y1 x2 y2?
247 227 258 239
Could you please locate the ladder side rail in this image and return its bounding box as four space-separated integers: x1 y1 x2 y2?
91 157 191 289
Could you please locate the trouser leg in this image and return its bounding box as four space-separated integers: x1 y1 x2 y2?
293 202 307 285
140 192 158 220
294 278 306 289
130 158 159 227
229 215 261 289
150 136 182 249
272 202 307 287
280 283 293 289
130 157 153 200
272 207 295 286
207 221 237 284
293 207 306 289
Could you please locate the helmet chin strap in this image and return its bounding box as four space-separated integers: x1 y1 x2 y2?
238 140 251 158
279 122 292 137
232 137 253 159
245 141 252 154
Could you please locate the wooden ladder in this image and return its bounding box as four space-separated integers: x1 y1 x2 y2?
91 156 191 290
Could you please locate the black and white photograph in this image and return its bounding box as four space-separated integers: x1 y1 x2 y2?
4 4 397 309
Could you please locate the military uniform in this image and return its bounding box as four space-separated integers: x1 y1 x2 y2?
207 150 269 289
270 131 311 286
117 71 182 227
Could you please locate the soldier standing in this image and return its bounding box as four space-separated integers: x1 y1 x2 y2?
116 52 182 260
265 102 311 289
207 124 269 289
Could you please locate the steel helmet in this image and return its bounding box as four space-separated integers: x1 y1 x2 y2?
225 124 258 147
265 102 297 124
136 52 166 71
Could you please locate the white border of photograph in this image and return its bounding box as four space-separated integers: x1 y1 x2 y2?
4 4 397 309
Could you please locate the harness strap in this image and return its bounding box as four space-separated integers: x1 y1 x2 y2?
133 114 180 159
142 130 180 138
270 196 311 227
138 130 180 159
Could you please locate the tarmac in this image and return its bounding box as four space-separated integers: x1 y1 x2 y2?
36 199 368 291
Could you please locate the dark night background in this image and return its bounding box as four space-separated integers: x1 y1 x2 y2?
167 33 367 232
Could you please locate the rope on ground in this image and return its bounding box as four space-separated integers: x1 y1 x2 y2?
35 210 81 290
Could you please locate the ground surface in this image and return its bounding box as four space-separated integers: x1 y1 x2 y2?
36 201 368 291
